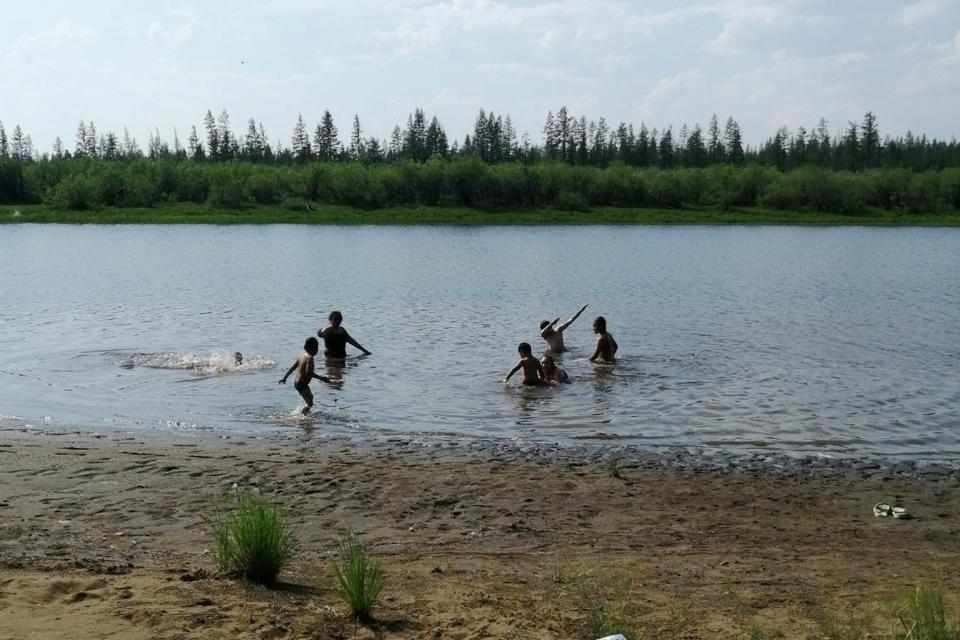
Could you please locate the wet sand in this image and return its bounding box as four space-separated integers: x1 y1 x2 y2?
0 429 958 639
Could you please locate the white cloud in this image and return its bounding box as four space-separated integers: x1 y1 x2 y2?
6 21 97 59
896 0 943 26
148 17 197 48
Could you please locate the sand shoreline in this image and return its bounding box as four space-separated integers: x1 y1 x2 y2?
1 428 958 639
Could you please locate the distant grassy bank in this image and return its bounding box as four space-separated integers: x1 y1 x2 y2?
3 203 960 225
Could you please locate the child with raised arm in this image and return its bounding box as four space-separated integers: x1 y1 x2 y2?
503 342 549 386
540 304 588 353
279 337 331 414
589 316 619 364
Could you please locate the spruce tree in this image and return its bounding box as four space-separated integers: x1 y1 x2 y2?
204 110 219 160
708 114 724 164
11 125 25 160
314 110 338 161
686 124 707 167
85 121 98 157
542 111 556 159
349 115 363 160
0 121 7 158
217 110 233 160
187 126 201 159
861 111 879 168
725 117 744 165
75 121 88 157
291 113 311 162
51 136 63 159
659 127 674 168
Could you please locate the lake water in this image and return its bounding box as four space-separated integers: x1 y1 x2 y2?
1 224 958 460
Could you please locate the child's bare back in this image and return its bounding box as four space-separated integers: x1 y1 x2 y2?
504 342 548 386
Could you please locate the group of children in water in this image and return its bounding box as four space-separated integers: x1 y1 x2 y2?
280 306 617 414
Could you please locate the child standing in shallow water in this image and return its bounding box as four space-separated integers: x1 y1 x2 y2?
279 337 331 414
503 342 548 386
589 316 619 363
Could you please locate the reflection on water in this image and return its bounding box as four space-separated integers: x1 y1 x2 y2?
0 224 958 459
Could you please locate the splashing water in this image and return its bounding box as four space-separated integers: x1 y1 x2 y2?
116 351 276 376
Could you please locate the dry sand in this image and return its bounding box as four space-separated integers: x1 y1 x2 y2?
0 429 958 639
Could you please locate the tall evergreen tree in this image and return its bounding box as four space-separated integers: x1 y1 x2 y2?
314 110 339 161
11 125 26 160
85 121 98 157
75 121 88 157
725 117 744 165
203 110 219 160
187 126 201 159
388 126 403 159
291 113 311 162
686 124 707 167
861 111 880 168
217 110 233 160
425 116 447 157
659 127 674 168
0 121 7 158
349 115 363 160
51 136 63 159
543 111 556 159
708 114 724 164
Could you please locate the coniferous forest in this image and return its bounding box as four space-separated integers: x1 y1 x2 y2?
0 108 958 215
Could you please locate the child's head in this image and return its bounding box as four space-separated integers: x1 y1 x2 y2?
540 355 556 373
329 310 343 327
593 316 607 333
304 337 319 355
517 342 532 356
539 319 551 331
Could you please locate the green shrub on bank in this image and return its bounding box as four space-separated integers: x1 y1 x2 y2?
332 531 384 619
211 492 294 584
9 156 960 213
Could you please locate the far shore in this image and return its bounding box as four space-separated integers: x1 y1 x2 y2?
4 203 960 226
0 428 957 639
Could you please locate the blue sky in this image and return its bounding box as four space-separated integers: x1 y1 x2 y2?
2 0 958 151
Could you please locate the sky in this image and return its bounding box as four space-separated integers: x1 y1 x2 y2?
1 0 958 152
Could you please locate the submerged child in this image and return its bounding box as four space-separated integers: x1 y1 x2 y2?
539 304 588 353
540 355 570 384
589 316 619 364
279 337 331 414
503 342 549 386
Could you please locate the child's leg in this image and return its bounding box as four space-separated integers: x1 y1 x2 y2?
294 382 314 414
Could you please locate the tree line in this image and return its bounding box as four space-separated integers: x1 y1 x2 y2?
0 108 957 213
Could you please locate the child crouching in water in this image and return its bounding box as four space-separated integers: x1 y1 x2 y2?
279 337 331 414
503 342 549 386
540 355 570 384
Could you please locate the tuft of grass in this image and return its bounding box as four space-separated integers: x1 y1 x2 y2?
747 623 785 639
562 571 636 640
819 614 870 640
332 531 385 620
894 579 960 640
608 455 623 479
211 491 294 585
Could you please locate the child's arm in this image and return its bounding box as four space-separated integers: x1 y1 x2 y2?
344 331 372 355
279 361 298 384
557 304 588 331
536 359 546 380
503 363 522 383
589 338 603 363
312 373 332 383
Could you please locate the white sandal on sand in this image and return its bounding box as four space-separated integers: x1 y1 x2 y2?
892 505 910 519
873 502 892 517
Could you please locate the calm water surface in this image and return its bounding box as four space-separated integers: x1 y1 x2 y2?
1 224 958 459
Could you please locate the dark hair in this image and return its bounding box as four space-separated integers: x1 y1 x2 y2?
540 355 555 366
329 310 343 322
304 337 319 354
593 316 606 333
539 320 551 330
518 342 532 355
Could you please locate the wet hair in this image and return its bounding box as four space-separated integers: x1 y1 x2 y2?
233 351 243 365
540 355 555 368
329 310 343 323
539 320 551 330
517 342 532 355
304 337 319 355
593 316 607 333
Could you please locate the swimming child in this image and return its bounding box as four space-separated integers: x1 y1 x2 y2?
503 342 549 386
279 337 331 414
234 352 243 366
589 316 619 364
317 310 371 360
539 304 588 353
540 355 570 384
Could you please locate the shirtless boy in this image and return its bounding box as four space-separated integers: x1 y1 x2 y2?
540 304 588 352
589 316 619 363
317 311 371 360
279 337 331 414
504 342 548 386
540 355 570 384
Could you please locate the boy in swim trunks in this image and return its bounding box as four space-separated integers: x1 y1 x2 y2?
540 355 570 384
540 304 588 353
589 316 619 363
503 342 549 386
279 337 330 414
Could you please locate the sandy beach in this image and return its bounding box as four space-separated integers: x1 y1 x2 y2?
0 428 957 639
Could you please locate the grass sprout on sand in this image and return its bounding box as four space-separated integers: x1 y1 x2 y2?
332 531 385 619
211 491 294 584
893 578 959 640
608 455 623 479
559 569 637 640
818 613 871 639
747 624 785 639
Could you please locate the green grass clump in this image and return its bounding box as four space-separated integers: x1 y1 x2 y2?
747 624 785 639
818 614 870 640
211 491 294 584
608 455 623 479
562 572 636 640
332 531 385 619
894 579 959 640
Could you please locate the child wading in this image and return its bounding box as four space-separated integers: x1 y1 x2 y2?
279 337 331 414
503 342 549 386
